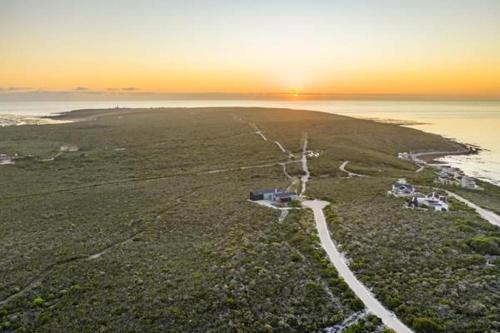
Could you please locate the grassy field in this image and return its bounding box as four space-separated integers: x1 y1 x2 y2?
0 107 498 332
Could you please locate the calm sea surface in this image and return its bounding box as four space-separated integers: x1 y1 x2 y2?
1 100 499 185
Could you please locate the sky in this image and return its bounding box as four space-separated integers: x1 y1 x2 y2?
1 0 500 100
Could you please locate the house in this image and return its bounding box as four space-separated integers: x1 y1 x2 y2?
409 192 449 212
390 179 415 197
435 166 482 190
398 152 411 161
60 144 79 152
250 189 277 201
305 150 320 158
249 189 298 203
0 154 14 165
460 175 481 190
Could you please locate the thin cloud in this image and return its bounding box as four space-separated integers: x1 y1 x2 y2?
122 87 139 91
82 90 106 95
74 86 89 91
8 87 30 91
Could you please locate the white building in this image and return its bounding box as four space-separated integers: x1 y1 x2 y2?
0 154 14 165
409 192 449 212
250 189 298 203
397 152 411 161
305 150 320 158
60 144 79 152
435 167 482 190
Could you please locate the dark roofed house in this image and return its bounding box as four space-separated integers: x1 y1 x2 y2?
250 189 278 201
250 189 298 203
249 191 265 201
391 179 415 197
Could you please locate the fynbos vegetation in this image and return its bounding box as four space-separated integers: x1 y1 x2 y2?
1 107 498 332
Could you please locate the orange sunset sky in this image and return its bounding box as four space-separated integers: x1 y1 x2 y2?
2 0 500 99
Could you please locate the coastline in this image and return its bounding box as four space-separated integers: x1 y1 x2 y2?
411 144 481 164
0 114 71 127
1 104 498 186
0 105 482 159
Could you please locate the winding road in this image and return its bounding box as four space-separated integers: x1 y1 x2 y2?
339 161 369 178
409 149 469 165
246 124 495 332
299 136 414 333
303 200 414 333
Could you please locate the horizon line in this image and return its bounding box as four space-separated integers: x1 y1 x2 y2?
1 90 500 102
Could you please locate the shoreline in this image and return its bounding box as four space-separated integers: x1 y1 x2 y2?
0 107 485 155
411 144 481 164
0 114 71 127
2 105 497 186
405 146 500 189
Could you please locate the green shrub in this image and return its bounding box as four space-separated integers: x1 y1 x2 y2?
468 235 500 255
32 297 45 307
343 323 365 333
412 317 444 333
226 297 237 308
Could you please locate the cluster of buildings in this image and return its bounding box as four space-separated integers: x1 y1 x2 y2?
305 150 320 158
389 179 449 212
398 151 483 191
250 189 298 204
435 166 483 190
397 151 429 166
397 151 427 164
397 152 413 161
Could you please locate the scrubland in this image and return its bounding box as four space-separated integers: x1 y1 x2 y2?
0 107 498 332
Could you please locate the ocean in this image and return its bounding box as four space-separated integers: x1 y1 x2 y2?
1 100 499 186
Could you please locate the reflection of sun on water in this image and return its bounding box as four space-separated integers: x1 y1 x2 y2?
280 89 302 100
